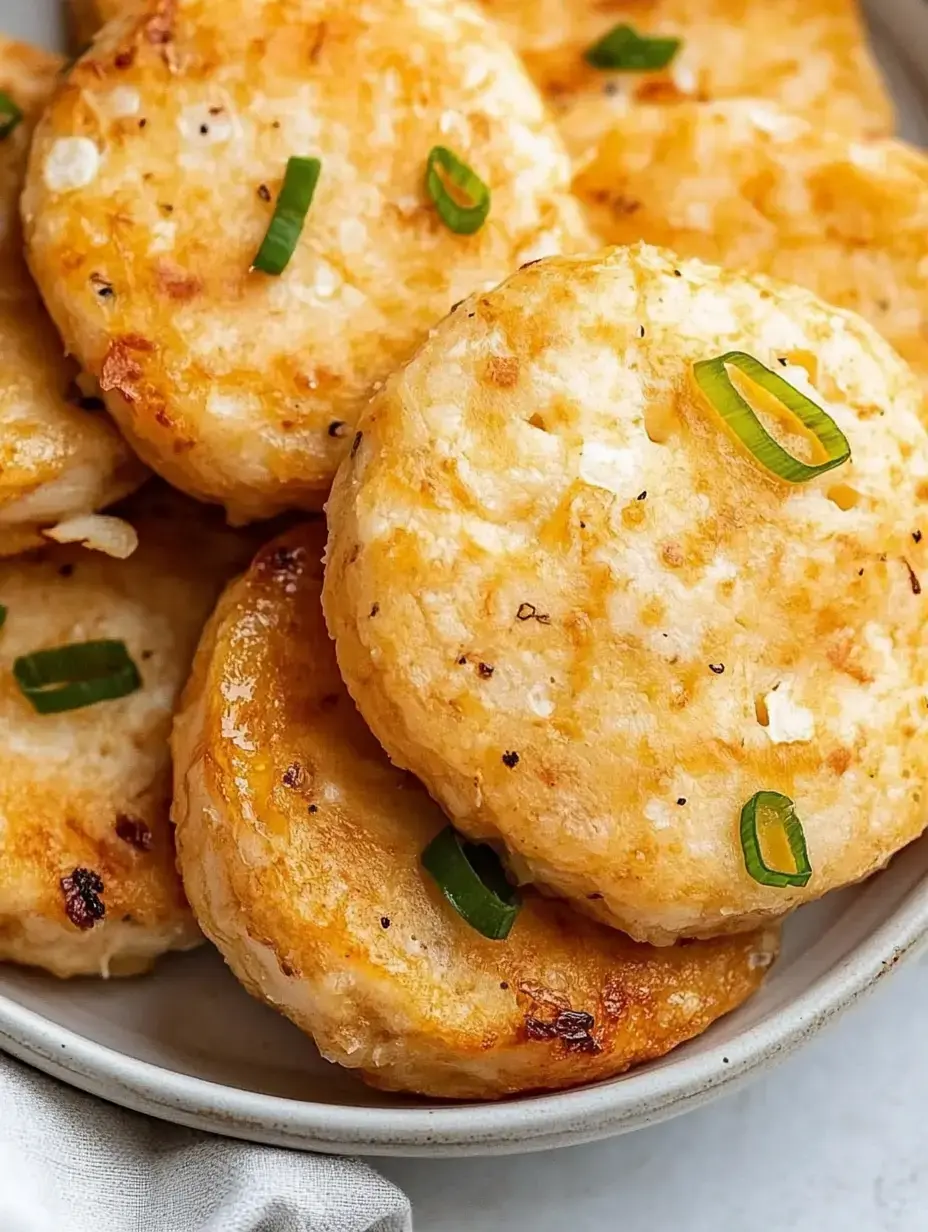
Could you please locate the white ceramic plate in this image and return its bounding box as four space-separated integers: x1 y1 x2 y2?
1 0 927 1159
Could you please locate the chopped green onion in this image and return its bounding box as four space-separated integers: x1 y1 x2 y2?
585 24 681 72
740 791 812 888
13 639 141 714
426 146 491 236
692 351 851 482
251 156 322 276
0 92 22 141
422 825 521 939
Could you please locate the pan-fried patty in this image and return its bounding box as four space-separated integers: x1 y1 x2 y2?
0 35 144 559
572 100 928 390
324 244 928 945
172 523 776 1099
0 488 256 977
24 0 591 522
480 0 893 160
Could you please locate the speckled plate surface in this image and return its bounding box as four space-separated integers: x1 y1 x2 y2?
1 0 928 1158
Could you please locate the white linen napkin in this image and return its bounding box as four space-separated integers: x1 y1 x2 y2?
0 1054 412 1232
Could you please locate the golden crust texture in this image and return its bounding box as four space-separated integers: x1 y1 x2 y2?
573 100 928 389
480 0 893 159
324 243 928 945
23 0 592 523
0 36 145 558
172 523 776 1099
0 487 257 978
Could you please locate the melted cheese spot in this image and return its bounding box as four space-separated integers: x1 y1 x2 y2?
578 440 639 496
763 682 815 745
43 138 100 192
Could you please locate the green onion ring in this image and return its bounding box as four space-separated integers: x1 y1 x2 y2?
0 91 22 141
692 351 851 482
421 825 521 939
251 156 322 276
13 639 141 714
740 791 812 888
585 24 681 72
425 146 491 236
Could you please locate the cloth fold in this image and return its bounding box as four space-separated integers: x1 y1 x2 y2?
0 1054 412 1232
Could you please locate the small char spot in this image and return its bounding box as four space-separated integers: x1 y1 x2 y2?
115 815 153 850
477 662 494 678
673 268 682 277
858 568 865 577
457 655 467 666
141 649 153 661
319 693 339 711
450 298 463 313
60 868 105 929
138 117 147 128
199 123 209 134
502 750 520 768
516 602 551 624
709 663 725 675
778 357 788 367
636 491 647 501
380 916 391 929
587 892 604 900
114 48 136 69
904 558 922 595
638 326 645 339
272 120 281 129
914 530 923 544
58 564 74 578
308 804 318 814
500 981 509 990
722 1057 730 1064
328 420 348 438
90 273 115 299
579 521 587 529
677 798 687 806
369 603 380 617
208 106 223 116
350 431 363 457
282 763 304 788
526 1009 599 1053
258 183 271 202
160 202 174 214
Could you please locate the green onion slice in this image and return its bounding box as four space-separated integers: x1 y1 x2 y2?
740 791 812 888
251 156 322 276
585 24 681 72
13 639 141 714
425 146 491 236
0 92 22 140
422 825 521 939
692 351 851 483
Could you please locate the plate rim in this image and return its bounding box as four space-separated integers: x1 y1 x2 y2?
1 873 927 1157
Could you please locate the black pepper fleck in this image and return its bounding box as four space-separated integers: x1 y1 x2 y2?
778 357 788 367
638 326 645 339
858 568 865 577
115 815 153 851
904 557 922 595
60 868 105 930
478 662 495 678
308 804 318 814
257 183 271 202
457 656 467 666
637 491 647 501
380 917 391 929
370 603 380 617
328 420 348 438
579 521 587 529
914 530 923 544
350 431 363 457
90 274 115 299
673 268 682 277
709 663 725 675
282 763 304 788
138 117 147 128
516 602 551 624
677 798 687 806
199 123 209 134
502 750 520 768
500 981 509 990
58 563 74 578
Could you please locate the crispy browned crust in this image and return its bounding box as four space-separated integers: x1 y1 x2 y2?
173 522 776 1099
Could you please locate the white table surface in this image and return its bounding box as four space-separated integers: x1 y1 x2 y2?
380 950 928 1230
